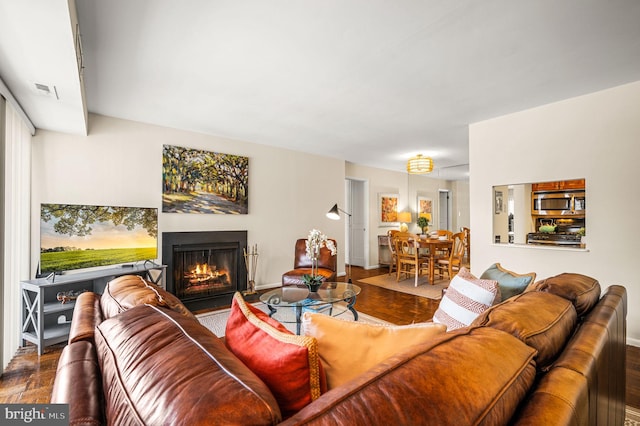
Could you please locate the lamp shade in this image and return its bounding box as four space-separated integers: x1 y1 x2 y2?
397 212 412 223
326 204 340 220
407 154 433 174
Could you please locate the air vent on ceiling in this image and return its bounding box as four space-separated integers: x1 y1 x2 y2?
33 83 59 100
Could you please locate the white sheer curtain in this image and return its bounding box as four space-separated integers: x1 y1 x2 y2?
1 98 32 371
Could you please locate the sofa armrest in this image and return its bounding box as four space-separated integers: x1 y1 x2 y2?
69 292 103 344
51 341 104 426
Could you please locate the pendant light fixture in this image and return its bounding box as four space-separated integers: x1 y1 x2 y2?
407 154 433 174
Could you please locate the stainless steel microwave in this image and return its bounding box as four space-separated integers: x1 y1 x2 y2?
532 191 586 216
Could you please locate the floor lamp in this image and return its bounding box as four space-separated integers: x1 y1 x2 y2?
326 203 353 283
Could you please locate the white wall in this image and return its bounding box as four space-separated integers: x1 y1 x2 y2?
30 114 346 288
452 180 470 232
470 80 640 346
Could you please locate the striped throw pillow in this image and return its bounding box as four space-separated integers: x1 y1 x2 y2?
433 268 501 331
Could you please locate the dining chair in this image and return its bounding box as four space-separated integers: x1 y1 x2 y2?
435 232 465 280
434 229 454 257
435 229 453 239
394 233 429 287
461 227 470 265
387 229 399 276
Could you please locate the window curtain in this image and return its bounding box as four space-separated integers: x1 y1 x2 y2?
1 98 32 371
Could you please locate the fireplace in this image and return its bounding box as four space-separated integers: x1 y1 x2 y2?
162 231 247 311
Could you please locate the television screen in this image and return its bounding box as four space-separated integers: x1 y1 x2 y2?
40 204 158 274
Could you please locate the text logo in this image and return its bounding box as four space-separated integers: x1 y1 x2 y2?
1 404 68 425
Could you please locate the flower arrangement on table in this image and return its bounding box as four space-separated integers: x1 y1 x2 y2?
417 215 430 235
302 229 337 291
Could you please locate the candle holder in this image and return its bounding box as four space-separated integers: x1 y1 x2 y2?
242 244 258 295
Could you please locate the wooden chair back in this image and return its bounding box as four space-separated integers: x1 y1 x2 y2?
387 230 399 275
450 232 466 263
435 229 453 239
461 227 470 263
433 229 453 256
436 232 465 279
393 233 428 286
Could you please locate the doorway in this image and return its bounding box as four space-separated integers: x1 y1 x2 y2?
439 189 452 230
346 178 367 268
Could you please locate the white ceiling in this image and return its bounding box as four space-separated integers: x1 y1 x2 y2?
2 0 640 180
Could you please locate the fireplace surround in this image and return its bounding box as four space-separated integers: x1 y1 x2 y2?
162 231 247 311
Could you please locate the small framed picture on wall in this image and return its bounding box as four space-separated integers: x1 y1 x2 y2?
417 196 432 219
378 193 399 226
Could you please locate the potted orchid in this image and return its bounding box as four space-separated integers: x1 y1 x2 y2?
302 229 336 291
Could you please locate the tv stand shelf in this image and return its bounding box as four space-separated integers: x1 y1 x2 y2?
21 264 166 355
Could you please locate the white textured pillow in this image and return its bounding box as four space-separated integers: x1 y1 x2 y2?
433 268 501 331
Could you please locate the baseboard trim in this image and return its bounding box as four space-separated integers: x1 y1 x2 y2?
628 337 640 348
255 282 280 291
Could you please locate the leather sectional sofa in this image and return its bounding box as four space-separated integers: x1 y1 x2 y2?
51 272 627 425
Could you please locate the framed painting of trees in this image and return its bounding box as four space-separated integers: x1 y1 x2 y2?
162 145 249 214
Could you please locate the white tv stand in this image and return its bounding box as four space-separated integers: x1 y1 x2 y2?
21 263 166 355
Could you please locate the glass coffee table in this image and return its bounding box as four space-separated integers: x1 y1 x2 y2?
259 282 361 335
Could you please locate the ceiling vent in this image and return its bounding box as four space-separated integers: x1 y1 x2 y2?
33 83 59 100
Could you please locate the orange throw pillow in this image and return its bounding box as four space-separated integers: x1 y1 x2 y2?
224 293 326 418
303 312 446 389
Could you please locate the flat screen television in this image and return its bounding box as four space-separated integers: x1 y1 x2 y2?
40 203 158 275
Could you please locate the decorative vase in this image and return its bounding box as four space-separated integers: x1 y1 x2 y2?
307 282 322 292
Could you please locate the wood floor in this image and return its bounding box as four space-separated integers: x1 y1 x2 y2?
1 266 639 409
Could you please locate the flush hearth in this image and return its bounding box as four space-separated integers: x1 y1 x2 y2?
162 231 247 311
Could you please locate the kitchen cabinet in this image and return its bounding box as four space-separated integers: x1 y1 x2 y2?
562 179 586 190
21 264 165 355
532 179 585 192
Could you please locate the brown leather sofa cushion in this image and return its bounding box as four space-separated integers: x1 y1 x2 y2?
100 274 195 320
282 327 537 425
471 291 577 369
68 292 103 344
526 272 601 317
51 340 105 425
95 304 282 425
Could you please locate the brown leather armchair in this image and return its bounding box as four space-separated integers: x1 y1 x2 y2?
282 238 337 285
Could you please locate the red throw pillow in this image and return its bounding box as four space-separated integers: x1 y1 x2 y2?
225 293 326 418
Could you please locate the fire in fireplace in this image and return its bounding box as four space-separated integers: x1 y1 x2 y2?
185 262 229 289
162 231 247 311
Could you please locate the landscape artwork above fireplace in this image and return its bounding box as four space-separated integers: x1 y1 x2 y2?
162 231 247 311
162 145 249 214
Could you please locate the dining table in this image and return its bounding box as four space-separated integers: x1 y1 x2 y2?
415 236 454 284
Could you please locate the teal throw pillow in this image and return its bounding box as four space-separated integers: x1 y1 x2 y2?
480 263 536 301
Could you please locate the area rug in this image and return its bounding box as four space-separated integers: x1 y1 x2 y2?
197 301 389 337
358 273 448 300
627 406 640 426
